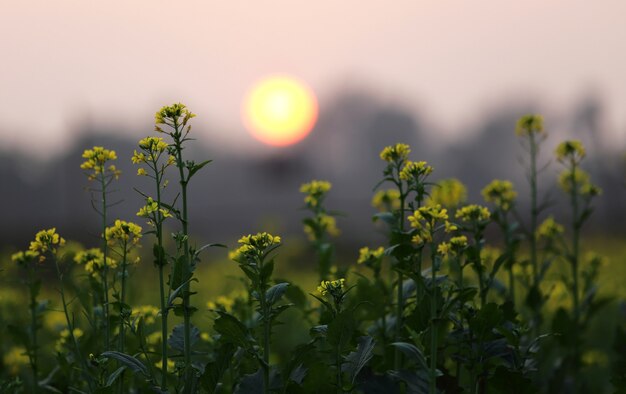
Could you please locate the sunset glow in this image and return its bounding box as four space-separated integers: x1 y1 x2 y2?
243 76 318 146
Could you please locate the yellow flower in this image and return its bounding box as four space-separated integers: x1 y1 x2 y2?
536 216 564 239
317 278 345 296
230 232 281 262
80 146 119 180
131 150 146 164
380 143 411 162
138 136 168 152
55 328 84 352
28 228 66 263
399 160 433 181
515 114 544 136
3 347 29 374
304 214 340 240
438 236 468 257
558 168 590 193
357 246 384 264
131 305 160 325
556 140 586 163
482 179 517 211
455 205 491 223
206 296 235 313
105 220 143 247
155 103 195 126
11 250 38 265
154 358 177 373
427 178 467 208
137 168 148 176
371 189 401 211
300 180 332 208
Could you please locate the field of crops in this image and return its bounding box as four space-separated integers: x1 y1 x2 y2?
1 103 624 393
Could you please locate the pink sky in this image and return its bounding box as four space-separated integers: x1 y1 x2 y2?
1 1 625 156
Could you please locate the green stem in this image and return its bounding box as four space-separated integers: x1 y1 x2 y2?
28 268 39 393
261 291 270 394
528 132 541 334
116 245 128 394
154 162 169 390
394 183 406 370
429 242 438 394
570 162 581 382
172 121 193 390
100 173 111 351
54 257 93 392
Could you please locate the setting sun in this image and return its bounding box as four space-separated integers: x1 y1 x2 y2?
242 76 318 146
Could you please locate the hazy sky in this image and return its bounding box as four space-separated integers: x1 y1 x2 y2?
1 1 625 156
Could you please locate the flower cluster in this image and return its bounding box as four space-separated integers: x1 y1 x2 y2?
154 103 196 131
380 143 411 163
536 216 564 239
515 114 544 136
131 305 160 325
371 189 401 212
206 296 235 313
27 228 66 263
455 204 491 224
11 250 38 266
55 328 84 353
357 246 385 265
317 278 346 297
80 146 120 181
408 205 455 244
136 197 172 223
482 180 517 211
229 232 281 262
427 178 467 208
399 160 433 181
132 136 176 176
74 248 117 279
437 235 469 257
104 220 142 247
3 346 29 374
304 214 340 240
555 140 586 163
300 180 332 208
557 168 602 197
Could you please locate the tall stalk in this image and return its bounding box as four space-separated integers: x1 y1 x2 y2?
100 174 111 350
429 242 438 394
26 267 39 393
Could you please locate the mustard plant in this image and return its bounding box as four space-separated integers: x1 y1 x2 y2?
80 146 120 350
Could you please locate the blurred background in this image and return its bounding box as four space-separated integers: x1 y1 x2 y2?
1 0 625 253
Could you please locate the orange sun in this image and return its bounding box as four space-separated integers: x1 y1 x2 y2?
242 75 318 146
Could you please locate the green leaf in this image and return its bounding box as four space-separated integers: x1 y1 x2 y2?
266 282 289 307
327 310 356 351
168 323 200 353
200 343 235 394
105 367 126 387
390 342 427 370
342 336 375 385
187 159 212 180
234 368 264 394
213 312 255 349
101 351 149 377
388 369 430 394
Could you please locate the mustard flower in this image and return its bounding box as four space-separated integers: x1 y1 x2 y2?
558 168 590 194
399 160 434 181
455 204 491 223
55 328 84 353
28 228 66 263
80 146 120 180
357 246 385 265
536 216 564 239
11 250 38 266
304 214 340 240
300 180 332 208
154 103 196 126
104 220 142 247
437 235 468 257
427 178 467 208
556 140 586 163
515 114 544 136
229 232 281 262
3 347 29 374
380 143 411 163
317 278 346 297
371 189 401 211
138 136 168 152
74 247 118 279
206 296 235 313
136 197 172 221
131 305 160 325
482 179 517 211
